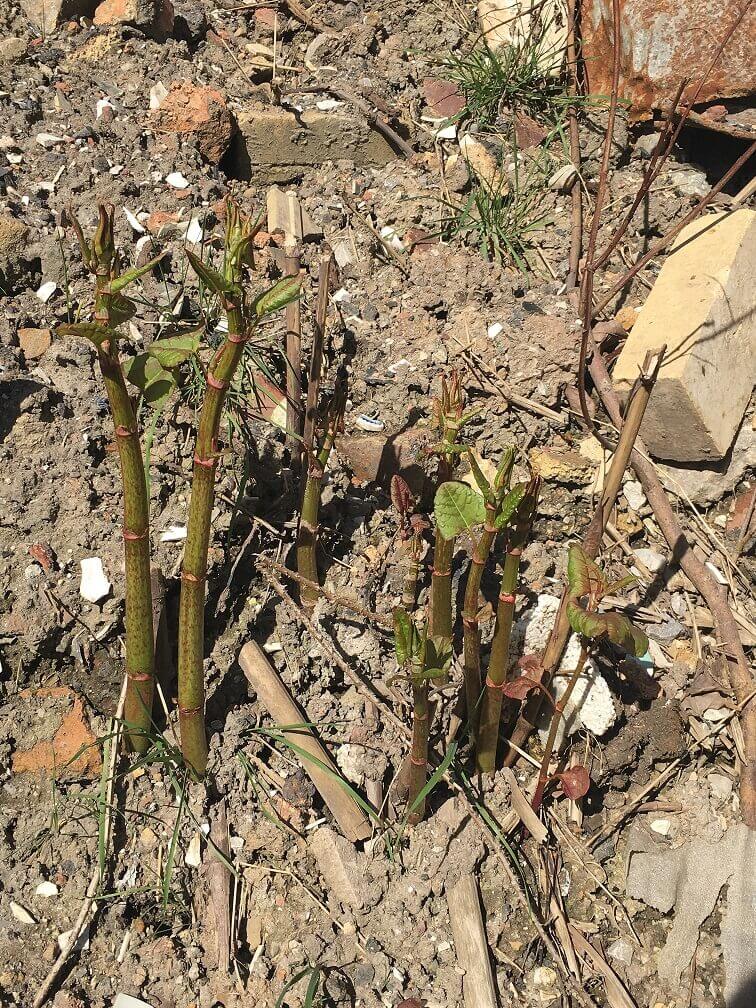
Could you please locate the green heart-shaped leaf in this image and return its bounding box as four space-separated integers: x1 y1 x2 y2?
434 481 486 539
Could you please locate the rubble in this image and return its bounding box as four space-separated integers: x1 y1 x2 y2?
155 82 236 165
613 210 756 462
230 106 400 182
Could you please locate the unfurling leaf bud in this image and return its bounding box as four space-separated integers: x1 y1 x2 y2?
92 204 116 275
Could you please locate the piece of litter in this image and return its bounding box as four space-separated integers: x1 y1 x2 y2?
35 881 59 897
149 82 168 110
184 832 202 868
355 414 385 432
160 524 187 542
36 280 58 303
316 98 340 111
10 901 37 924
79 557 111 603
113 997 154 1008
166 171 189 190
58 925 90 954
487 322 504 340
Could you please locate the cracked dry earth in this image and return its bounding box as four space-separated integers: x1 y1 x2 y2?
1 2 755 1008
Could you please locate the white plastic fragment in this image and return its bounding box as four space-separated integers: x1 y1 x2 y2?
160 524 187 542
355 414 385 432
10 901 37 924
36 280 58 303
149 82 168 110
166 171 189 190
35 881 59 897
435 122 457 141
79 557 111 603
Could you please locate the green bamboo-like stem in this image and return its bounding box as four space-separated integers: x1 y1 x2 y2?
407 654 430 825
476 547 522 773
297 426 337 607
178 295 248 775
461 503 498 743
94 275 155 751
532 646 588 811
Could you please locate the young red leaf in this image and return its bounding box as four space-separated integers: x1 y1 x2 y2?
501 675 540 700
558 765 591 800
391 474 414 518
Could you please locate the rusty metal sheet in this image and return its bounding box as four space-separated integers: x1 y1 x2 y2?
581 0 756 115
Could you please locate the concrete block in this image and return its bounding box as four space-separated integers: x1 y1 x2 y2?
613 209 756 463
229 106 399 183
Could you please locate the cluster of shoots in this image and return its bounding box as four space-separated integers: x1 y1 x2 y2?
390 372 648 821
63 203 301 774
63 209 648 833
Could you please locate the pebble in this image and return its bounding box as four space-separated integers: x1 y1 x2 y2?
36 280 58 303
650 818 671 836
35 881 59 897
633 548 666 572
607 937 635 965
708 772 733 801
10 901 36 924
623 479 646 512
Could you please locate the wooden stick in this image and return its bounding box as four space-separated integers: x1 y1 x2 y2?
447 875 499 1008
239 640 372 842
207 799 231 973
284 249 303 458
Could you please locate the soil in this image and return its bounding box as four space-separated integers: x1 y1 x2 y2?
0 3 754 1008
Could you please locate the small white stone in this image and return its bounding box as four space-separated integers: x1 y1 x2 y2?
708 772 733 801
435 122 457 141
487 322 505 340
315 98 340 111
10 901 37 924
532 966 558 988
607 938 634 965
58 925 90 953
623 479 646 512
35 881 59 897
229 835 245 852
633 548 666 572
379 225 404 250
96 97 116 119
36 280 58 303
36 133 64 148
149 82 168 110
650 818 671 836
549 163 577 191
184 832 202 868
166 171 189 190
79 557 111 603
